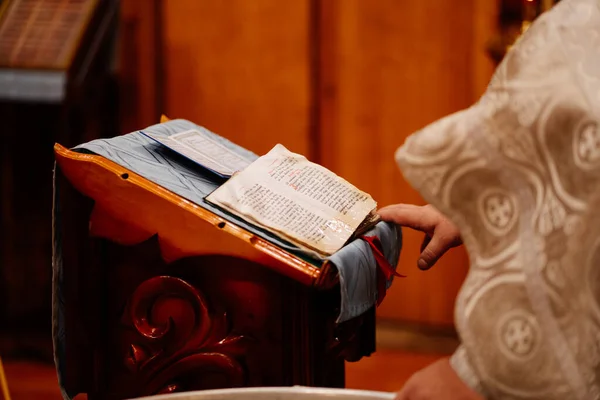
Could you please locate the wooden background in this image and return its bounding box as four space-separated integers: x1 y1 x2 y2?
120 0 498 327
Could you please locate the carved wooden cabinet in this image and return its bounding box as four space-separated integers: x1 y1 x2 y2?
54 144 375 400
0 0 119 357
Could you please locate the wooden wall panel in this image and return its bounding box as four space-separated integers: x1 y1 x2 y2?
318 0 497 326
162 0 312 156
472 1 499 99
119 0 161 133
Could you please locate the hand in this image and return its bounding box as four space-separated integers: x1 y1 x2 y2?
378 204 462 270
395 358 483 400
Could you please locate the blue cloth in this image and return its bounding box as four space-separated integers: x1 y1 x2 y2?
330 221 401 322
52 119 402 399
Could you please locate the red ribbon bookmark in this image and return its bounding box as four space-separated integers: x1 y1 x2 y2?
361 235 405 306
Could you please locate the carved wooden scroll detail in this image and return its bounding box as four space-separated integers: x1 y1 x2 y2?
120 276 249 396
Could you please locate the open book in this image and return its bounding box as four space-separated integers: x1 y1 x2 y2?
206 144 380 257
144 129 380 258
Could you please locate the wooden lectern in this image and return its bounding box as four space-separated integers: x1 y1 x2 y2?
54 142 376 399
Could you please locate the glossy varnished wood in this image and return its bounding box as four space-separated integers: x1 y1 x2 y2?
54 144 339 287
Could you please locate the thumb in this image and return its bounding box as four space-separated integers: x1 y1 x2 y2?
417 220 463 270
418 234 448 270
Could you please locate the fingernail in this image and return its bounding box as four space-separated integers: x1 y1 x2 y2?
417 259 430 270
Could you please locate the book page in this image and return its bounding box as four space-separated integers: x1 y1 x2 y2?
206 144 377 255
142 129 252 177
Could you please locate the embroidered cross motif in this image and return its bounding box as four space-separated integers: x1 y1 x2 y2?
501 316 536 357
577 123 600 164
484 194 515 231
